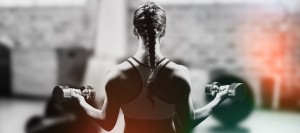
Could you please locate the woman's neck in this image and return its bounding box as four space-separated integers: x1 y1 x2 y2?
133 38 164 65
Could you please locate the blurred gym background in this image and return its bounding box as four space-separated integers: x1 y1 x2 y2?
1 0 300 133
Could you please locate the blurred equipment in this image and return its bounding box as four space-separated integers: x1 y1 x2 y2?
25 114 75 133
26 96 100 133
205 82 247 100
53 86 95 103
206 71 255 127
0 43 11 97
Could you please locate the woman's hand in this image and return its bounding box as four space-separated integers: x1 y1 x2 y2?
70 88 85 103
215 85 229 102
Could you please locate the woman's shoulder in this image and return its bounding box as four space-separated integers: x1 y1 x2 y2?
104 61 134 92
163 61 192 92
105 61 143 100
166 61 190 79
105 61 132 82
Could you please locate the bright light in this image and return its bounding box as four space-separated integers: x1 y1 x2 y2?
140 0 300 7
0 0 86 7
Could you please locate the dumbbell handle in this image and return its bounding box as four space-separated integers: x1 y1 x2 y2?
205 82 246 100
53 86 95 103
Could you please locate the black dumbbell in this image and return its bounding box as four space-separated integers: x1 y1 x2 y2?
205 82 247 100
53 86 96 103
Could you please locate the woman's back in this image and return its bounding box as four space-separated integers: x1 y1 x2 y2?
106 58 187 133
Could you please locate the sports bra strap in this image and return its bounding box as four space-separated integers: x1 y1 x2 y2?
146 59 170 85
126 59 138 72
126 57 170 87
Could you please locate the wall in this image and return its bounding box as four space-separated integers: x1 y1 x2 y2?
0 2 99 97
127 3 300 109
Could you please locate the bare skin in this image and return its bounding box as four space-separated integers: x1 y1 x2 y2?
71 34 229 133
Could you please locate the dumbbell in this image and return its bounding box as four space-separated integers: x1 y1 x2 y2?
53 86 96 103
205 82 247 100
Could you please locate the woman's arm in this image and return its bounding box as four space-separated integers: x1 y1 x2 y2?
175 67 228 131
71 70 121 131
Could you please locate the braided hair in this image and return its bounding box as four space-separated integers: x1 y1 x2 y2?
133 1 166 107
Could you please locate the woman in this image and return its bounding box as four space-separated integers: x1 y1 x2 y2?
71 1 229 133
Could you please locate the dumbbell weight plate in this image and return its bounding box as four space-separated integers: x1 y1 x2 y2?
53 86 69 103
53 86 82 103
228 83 247 100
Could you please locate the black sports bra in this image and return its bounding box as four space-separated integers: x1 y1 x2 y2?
120 57 175 120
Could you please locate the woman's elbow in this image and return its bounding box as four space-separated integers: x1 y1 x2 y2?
95 117 116 131
176 118 195 131
175 113 195 131
99 122 115 131
102 126 114 131
180 122 194 131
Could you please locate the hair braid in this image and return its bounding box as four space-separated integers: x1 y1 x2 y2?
144 4 156 70
133 1 166 108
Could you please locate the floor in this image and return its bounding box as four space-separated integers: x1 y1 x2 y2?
1 98 300 133
0 98 45 133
